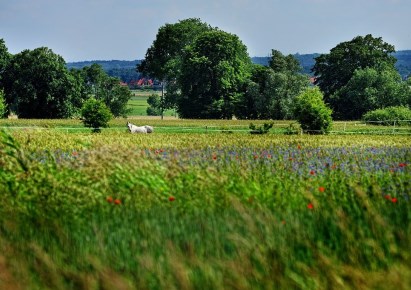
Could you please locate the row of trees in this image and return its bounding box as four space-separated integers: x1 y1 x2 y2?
1 19 411 122
313 34 411 120
0 39 131 119
140 19 411 120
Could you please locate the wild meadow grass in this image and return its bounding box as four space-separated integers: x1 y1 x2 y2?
0 125 410 289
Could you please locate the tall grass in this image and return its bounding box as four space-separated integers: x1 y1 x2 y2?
0 129 410 289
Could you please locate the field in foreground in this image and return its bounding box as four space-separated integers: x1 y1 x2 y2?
0 122 410 290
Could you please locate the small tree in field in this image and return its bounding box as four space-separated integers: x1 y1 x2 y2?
81 98 112 133
294 87 333 134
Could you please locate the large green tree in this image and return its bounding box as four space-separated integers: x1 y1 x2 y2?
138 18 212 111
269 49 301 74
313 34 396 101
178 30 251 119
235 51 309 120
79 64 132 117
0 39 11 85
330 67 411 120
138 18 211 81
2 47 79 118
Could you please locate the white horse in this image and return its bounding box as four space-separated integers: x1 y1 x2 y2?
144 125 154 133
127 122 147 133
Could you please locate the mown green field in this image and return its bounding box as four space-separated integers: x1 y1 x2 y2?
127 90 177 117
0 120 410 290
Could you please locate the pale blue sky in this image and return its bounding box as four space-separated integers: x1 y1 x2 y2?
0 0 409 62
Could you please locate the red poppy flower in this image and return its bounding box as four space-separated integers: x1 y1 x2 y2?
106 196 113 203
399 163 407 167
114 199 121 205
212 155 217 160
384 194 391 200
391 197 398 203
310 170 315 175
307 203 314 209
318 187 325 193
169 196 175 202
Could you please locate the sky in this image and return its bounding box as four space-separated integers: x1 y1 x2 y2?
0 0 410 62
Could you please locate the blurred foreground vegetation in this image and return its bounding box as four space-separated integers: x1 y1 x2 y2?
0 126 410 289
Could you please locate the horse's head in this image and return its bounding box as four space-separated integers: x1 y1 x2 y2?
127 122 132 131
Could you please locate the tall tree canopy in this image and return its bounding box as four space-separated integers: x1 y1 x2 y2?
78 64 132 117
235 51 309 120
269 49 301 74
2 47 79 118
137 18 212 81
313 34 396 100
0 39 11 83
137 18 212 112
178 30 251 119
330 67 411 120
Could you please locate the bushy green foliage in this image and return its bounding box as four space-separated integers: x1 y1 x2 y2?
79 64 132 117
0 89 6 118
178 30 251 119
363 106 411 126
80 98 112 132
235 64 309 120
249 122 273 134
330 67 411 120
269 49 301 74
294 87 333 134
146 93 162 116
313 34 396 99
2 47 80 118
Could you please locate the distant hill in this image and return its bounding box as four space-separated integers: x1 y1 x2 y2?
251 53 321 75
67 50 411 83
67 60 142 84
252 50 411 78
393 50 411 78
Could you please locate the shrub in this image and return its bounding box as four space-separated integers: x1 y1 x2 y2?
294 87 333 134
362 106 411 126
81 98 112 133
285 122 300 135
249 122 273 134
146 94 162 116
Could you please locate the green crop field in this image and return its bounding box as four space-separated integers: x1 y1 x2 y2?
0 119 410 290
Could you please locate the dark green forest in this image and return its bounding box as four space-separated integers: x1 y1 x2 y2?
67 50 411 83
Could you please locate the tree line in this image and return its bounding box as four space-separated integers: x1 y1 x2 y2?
1 18 411 122
66 51 411 86
139 18 411 121
0 41 131 119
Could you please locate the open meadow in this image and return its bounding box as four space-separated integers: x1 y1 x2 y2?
0 118 410 290
127 90 177 117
